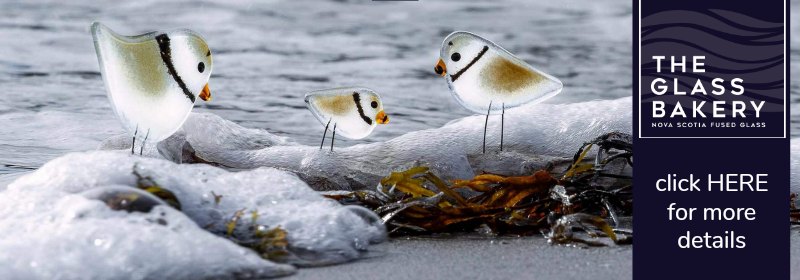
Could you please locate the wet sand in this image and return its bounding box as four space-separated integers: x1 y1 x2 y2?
295 236 632 280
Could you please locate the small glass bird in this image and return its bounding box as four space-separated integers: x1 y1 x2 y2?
305 87 389 151
435 31 563 153
92 22 213 155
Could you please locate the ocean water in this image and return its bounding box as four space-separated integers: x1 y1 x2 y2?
0 0 635 179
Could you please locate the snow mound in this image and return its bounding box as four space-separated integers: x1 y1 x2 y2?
1 151 385 279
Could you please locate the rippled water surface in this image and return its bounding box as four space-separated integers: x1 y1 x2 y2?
0 0 794 179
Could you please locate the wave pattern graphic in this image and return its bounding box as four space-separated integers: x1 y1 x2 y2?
641 9 784 114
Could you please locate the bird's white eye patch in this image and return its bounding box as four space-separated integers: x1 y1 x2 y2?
443 35 475 65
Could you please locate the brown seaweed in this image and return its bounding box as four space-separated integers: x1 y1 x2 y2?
87 164 183 213
133 164 182 210
323 132 634 246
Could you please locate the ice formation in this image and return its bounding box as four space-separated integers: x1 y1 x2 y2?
0 152 385 278
100 97 632 190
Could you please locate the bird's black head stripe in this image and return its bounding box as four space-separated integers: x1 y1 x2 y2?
450 45 489 82
156 34 195 103
353 92 373 125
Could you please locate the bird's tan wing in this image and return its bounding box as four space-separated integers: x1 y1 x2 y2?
480 55 558 96
307 94 354 117
92 23 168 96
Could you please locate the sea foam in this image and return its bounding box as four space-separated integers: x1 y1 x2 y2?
0 152 385 278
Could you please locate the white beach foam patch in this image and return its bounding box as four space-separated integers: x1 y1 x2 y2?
0 151 385 279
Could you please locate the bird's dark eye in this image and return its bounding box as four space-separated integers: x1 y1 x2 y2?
371 101 378 108
451 52 461 62
198 62 205 73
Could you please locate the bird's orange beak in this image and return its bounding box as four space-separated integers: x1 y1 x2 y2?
199 83 211 101
376 110 389 124
434 59 447 77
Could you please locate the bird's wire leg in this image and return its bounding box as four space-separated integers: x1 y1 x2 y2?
331 123 336 152
320 119 331 150
500 103 505 152
131 125 138 155
483 101 492 154
140 129 150 156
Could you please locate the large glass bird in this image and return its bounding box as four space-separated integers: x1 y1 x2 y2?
92 22 213 155
435 31 562 153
